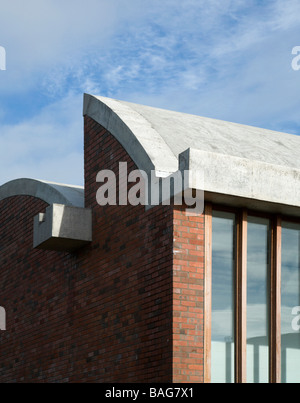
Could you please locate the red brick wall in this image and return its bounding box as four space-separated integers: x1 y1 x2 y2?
0 195 75 382
80 116 174 382
0 118 174 383
0 116 205 383
83 117 205 382
172 206 205 383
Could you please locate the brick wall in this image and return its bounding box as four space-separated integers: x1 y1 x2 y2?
172 206 205 382
80 116 174 382
0 196 75 382
83 116 205 382
0 116 206 383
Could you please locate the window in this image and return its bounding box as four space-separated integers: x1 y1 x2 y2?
205 205 300 383
246 217 270 383
281 222 300 383
211 211 235 383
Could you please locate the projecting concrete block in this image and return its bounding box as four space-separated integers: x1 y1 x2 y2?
33 204 92 252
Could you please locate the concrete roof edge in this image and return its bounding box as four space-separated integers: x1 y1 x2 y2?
0 178 84 207
83 93 178 175
180 147 300 210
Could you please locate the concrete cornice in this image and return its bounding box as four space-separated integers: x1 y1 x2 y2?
180 148 300 215
0 178 84 207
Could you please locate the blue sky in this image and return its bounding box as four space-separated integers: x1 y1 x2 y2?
0 0 300 186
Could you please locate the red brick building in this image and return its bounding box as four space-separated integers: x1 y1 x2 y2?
0 94 300 383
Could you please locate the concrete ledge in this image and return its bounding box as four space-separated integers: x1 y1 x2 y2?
179 148 300 215
33 204 92 252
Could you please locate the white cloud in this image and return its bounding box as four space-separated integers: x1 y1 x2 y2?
0 0 142 94
0 93 84 186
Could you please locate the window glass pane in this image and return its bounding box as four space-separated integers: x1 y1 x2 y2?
281 222 300 383
211 211 235 383
247 217 270 383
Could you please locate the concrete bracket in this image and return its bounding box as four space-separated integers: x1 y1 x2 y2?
33 204 92 252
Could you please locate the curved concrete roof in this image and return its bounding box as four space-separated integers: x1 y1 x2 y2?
0 178 84 207
84 94 300 173
83 94 300 213
83 94 179 176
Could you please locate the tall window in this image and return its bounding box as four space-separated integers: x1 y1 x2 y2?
246 217 270 383
211 211 235 383
205 205 300 383
281 223 300 383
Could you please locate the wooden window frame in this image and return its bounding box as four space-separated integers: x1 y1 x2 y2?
204 203 212 384
235 209 247 383
204 204 295 384
270 216 281 383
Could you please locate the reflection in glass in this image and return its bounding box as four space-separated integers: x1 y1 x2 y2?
281 223 300 383
211 211 235 383
247 217 270 383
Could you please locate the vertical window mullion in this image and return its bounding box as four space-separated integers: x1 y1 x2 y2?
270 216 282 383
204 203 212 384
236 209 247 383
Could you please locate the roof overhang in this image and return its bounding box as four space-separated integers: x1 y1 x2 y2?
83 94 300 217
179 148 300 217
